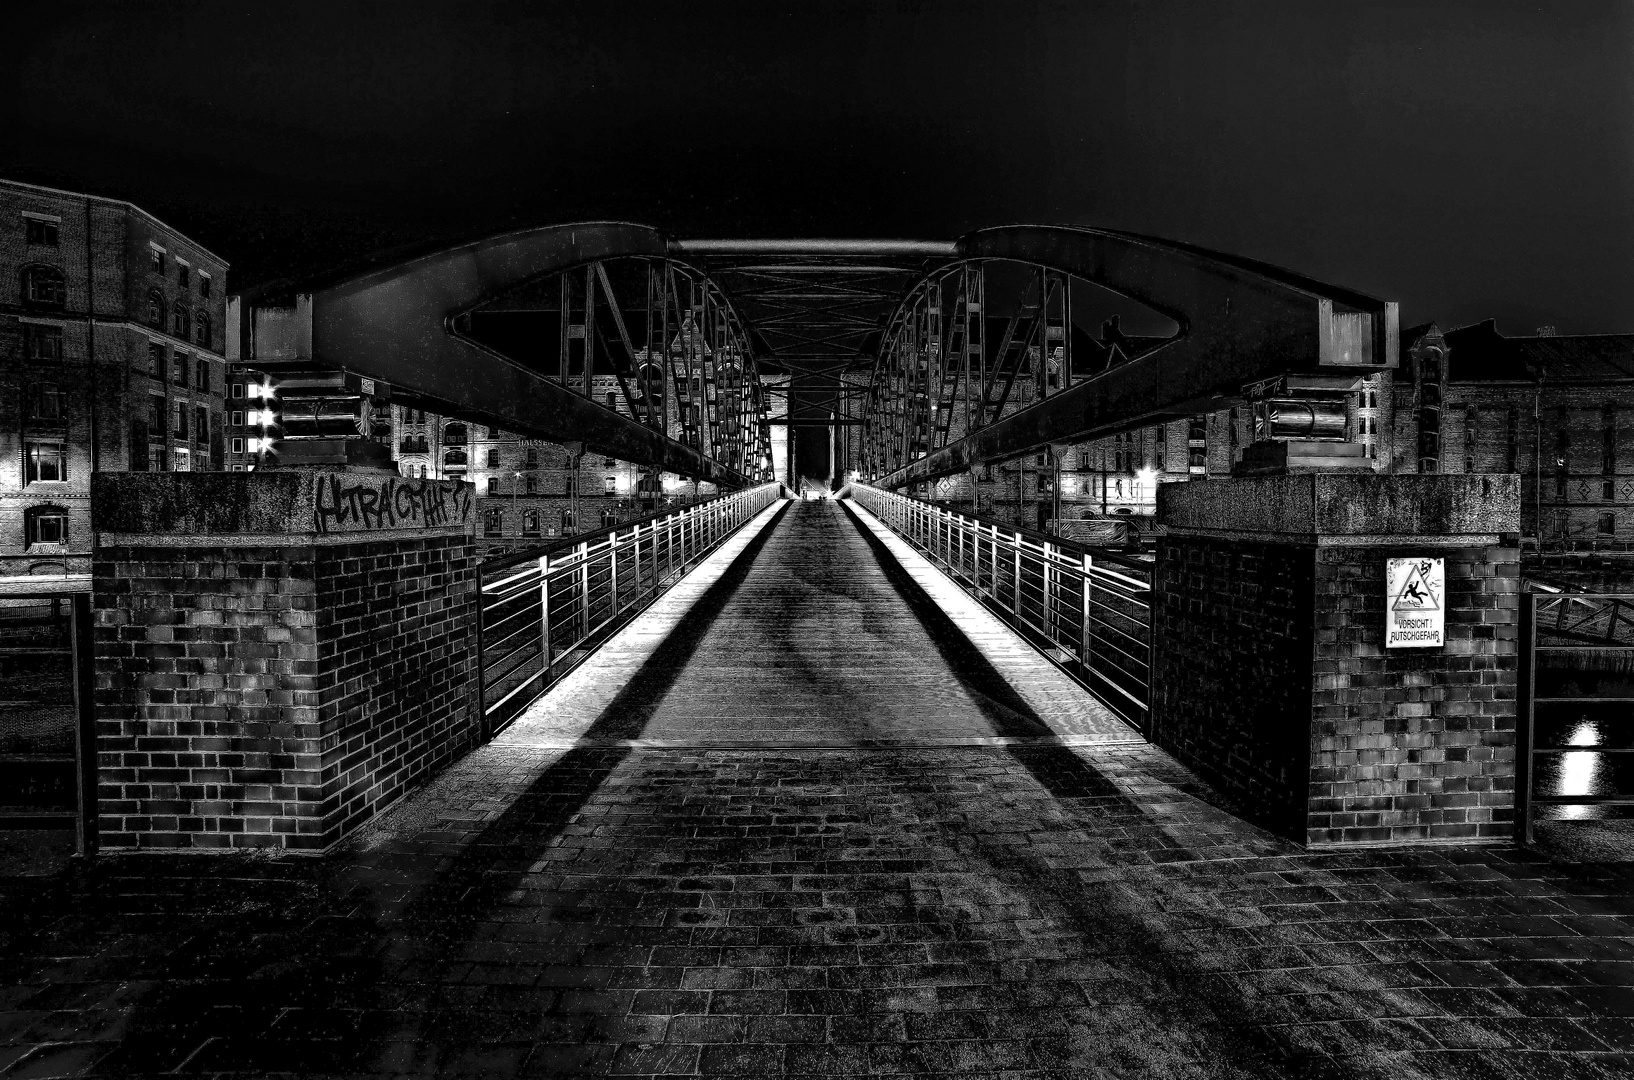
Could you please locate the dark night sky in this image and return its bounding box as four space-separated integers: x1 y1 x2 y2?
5 0 1632 333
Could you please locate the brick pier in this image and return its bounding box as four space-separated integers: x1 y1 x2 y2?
89 470 478 851
1152 473 1522 847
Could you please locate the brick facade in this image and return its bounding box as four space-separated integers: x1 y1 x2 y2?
1152 536 1315 839
1 177 229 579
92 472 478 851
1153 473 1520 847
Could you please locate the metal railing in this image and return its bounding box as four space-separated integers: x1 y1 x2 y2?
847 483 1151 731
0 588 95 852
477 483 784 734
1519 591 1634 840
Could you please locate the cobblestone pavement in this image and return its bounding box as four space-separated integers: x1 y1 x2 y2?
3 500 1633 1078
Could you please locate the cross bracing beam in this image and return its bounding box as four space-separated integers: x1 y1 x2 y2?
865 225 1397 489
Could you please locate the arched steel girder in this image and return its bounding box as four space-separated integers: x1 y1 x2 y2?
865 224 1398 490
299 222 765 487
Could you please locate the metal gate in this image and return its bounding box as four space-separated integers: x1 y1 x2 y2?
1518 592 1634 842
0 590 96 853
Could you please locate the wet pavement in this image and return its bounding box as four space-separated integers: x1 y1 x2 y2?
3 499 1634 1078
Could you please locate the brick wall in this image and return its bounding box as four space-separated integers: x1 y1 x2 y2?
1152 533 1519 846
1308 543 1519 846
1155 473 1521 848
1151 537 1315 840
93 529 478 851
314 533 479 839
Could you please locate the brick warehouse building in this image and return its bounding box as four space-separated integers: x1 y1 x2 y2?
1057 320 1634 572
0 178 228 578
225 370 721 560
404 368 719 559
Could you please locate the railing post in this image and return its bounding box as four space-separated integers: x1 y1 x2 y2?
1080 553 1094 676
1517 591 1536 846
1012 531 1023 616
1043 541 1055 643
609 528 620 616
577 542 590 641
539 554 554 674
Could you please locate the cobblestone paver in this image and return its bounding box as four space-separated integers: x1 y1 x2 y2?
2 499 1632 1078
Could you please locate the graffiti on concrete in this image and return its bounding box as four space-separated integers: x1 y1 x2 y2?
313 473 473 534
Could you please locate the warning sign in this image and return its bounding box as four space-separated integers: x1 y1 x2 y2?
1385 557 1444 648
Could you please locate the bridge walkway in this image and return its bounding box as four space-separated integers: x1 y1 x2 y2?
502 497 1136 750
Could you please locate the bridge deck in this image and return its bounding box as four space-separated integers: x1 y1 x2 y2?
3 499 1633 1078
506 497 1135 749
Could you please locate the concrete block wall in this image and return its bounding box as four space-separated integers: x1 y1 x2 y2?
92 471 478 851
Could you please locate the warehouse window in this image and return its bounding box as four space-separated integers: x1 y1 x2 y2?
147 289 165 328
195 312 212 349
23 324 63 361
1600 513 1616 537
27 384 67 422
25 440 68 484
24 217 60 247
21 265 66 309
172 301 190 339
483 509 503 537
24 505 68 546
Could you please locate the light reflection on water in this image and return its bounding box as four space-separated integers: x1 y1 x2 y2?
1538 719 1618 821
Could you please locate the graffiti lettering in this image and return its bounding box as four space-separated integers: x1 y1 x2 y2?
314 473 473 534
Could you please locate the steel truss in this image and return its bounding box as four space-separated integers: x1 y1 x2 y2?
859 225 1398 489
276 223 773 488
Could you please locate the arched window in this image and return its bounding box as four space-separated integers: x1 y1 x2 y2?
147 289 165 328
172 301 190 339
195 311 211 348
605 390 618 410
24 505 69 547
443 422 467 446
21 265 66 309
443 449 468 468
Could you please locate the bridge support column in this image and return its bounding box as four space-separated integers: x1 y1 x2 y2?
90 470 478 852
1152 474 1521 848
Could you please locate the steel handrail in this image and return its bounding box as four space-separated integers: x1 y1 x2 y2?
477 482 784 733
847 483 1150 731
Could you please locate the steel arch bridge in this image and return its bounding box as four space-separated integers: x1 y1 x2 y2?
239 223 1395 488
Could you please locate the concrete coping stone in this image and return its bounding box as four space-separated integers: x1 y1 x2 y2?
1156 472 1519 539
92 471 475 542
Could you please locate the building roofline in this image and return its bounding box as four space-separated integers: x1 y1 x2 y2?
0 177 230 268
